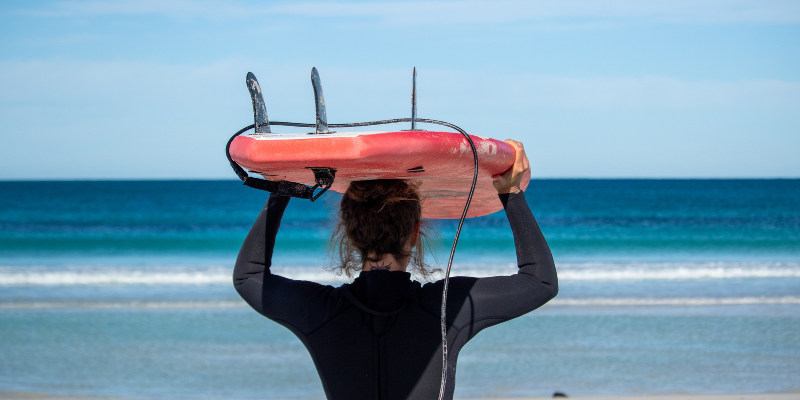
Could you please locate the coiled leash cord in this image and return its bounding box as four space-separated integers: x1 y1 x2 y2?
227 117 478 400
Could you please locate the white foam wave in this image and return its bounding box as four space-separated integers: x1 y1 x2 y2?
550 296 800 306
0 271 231 286
556 265 800 281
2 297 797 310
456 262 800 281
0 262 798 286
0 266 348 286
0 300 246 309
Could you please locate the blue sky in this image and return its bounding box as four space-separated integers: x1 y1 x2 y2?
1 0 798 179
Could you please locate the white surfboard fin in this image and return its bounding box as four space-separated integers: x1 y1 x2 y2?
245 72 271 134
311 67 331 134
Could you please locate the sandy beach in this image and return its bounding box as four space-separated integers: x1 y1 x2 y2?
2 392 799 400
461 395 800 400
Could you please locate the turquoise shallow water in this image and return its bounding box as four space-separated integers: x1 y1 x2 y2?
1 179 798 263
0 308 798 399
0 180 799 398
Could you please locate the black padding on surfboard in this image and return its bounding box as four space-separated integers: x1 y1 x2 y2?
240 168 335 201
243 177 314 198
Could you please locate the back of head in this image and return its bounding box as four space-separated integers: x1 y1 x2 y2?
331 179 436 279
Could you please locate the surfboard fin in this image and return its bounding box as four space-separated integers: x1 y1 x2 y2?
246 72 271 134
227 71 338 201
311 67 331 134
411 67 417 130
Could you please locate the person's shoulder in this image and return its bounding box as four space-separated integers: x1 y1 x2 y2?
418 276 479 295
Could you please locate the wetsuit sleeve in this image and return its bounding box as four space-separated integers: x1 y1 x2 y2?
422 191 558 338
233 193 341 334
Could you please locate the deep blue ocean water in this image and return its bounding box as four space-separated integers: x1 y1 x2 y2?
0 180 799 399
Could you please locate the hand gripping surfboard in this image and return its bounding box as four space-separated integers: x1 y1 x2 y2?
227 68 530 219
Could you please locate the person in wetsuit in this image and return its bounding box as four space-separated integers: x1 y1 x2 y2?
233 140 558 400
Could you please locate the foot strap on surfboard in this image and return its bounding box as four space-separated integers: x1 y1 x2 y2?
244 167 335 202
225 126 336 201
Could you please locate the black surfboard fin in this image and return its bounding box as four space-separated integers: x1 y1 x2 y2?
246 72 271 134
411 67 418 130
311 67 331 134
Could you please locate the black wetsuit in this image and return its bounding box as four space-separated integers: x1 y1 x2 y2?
233 192 558 400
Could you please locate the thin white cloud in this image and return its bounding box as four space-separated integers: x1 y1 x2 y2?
2 61 798 111
24 0 211 17
1 61 798 178
393 69 800 111
500 75 800 109
20 0 800 25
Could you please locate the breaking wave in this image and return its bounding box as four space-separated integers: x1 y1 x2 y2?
454 262 800 281
550 296 800 306
0 300 246 309
0 262 798 286
3 297 798 309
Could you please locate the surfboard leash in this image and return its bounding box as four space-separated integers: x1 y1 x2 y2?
228 69 479 400
226 117 478 399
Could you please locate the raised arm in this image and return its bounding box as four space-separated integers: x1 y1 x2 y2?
233 192 340 333
422 140 558 336
484 139 557 299
233 192 291 313
496 139 556 284
498 189 558 300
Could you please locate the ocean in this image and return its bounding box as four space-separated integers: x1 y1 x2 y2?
0 179 798 399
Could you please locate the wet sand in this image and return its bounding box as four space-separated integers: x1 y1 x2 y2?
461 395 800 400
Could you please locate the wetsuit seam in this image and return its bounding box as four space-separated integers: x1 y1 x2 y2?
269 317 306 335
306 303 356 337
414 286 447 321
453 316 512 332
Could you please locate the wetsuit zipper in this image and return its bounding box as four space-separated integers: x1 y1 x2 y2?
377 337 382 399
374 323 382 400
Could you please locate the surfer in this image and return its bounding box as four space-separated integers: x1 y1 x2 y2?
233 140 558 400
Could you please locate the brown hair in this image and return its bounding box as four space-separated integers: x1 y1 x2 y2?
329 179 439 280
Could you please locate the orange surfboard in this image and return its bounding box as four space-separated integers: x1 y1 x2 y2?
228 69 529 219
229 130 529 219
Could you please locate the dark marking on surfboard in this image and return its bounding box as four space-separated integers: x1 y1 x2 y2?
407 166 425 173
246 72 271 134
311 68 331 134
425 190 470 198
